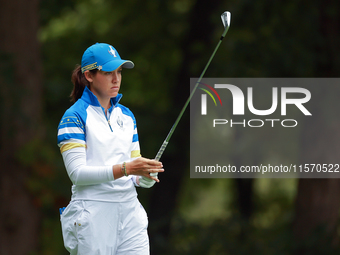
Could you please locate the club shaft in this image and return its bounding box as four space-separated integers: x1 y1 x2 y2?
155 30 229 161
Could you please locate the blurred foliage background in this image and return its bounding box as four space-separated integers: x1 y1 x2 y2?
0 0 340 254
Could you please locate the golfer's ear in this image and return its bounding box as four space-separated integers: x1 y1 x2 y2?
84 70 93 83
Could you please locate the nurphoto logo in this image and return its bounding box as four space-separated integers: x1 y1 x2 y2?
198 81 312 128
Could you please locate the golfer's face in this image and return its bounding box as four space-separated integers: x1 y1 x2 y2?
87 67 122 99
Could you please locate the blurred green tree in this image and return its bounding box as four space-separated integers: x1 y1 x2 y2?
0 0 42 253
293 1 340 253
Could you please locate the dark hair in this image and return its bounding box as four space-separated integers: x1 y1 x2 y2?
70 65 98 103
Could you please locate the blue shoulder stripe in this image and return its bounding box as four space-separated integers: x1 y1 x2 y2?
58 116 85 130
57 99 88 144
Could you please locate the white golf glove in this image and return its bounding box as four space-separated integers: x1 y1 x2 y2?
139 173 158 188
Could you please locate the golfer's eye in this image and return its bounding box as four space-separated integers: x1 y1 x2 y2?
104 71 113 75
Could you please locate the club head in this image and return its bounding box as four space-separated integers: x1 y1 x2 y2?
221 11 231 28
221 11 231 37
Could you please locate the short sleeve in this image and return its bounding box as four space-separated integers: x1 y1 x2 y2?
57 109 87 153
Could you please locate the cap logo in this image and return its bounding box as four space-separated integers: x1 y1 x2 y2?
108 46 117 57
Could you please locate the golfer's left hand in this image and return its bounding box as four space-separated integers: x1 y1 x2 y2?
138 173 159 188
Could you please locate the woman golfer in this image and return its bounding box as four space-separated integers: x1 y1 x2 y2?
57 42 164 254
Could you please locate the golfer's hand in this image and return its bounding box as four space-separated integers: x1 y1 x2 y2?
139 173 158 188
127 157 164 183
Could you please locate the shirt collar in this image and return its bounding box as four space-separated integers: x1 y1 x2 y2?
81 86 123 109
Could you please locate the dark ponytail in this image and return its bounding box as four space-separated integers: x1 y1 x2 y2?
70 65 98 103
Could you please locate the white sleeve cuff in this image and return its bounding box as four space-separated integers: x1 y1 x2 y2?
130 175 140 187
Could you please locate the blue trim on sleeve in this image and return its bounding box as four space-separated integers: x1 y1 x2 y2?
132 134 139 142
57 96 89 144
58 133 86 144
58 116 84 129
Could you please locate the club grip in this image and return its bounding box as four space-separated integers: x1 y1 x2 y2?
155 141 169 161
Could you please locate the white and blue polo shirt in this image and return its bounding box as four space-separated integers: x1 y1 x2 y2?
57 86 141 202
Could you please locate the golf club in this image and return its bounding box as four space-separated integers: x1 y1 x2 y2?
154 11 231 161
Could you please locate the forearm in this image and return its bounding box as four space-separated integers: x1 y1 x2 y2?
62 147 163 186
62 147 117 185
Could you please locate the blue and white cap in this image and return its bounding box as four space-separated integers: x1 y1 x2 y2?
81 43 134 73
